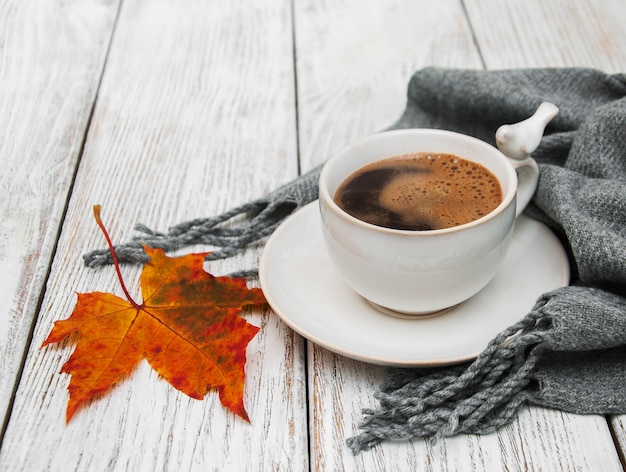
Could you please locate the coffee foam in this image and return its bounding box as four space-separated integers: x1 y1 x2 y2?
335 153 502 230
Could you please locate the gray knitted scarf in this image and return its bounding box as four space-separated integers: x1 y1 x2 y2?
83 68 626 453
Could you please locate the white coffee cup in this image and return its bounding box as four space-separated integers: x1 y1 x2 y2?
319 105 556 316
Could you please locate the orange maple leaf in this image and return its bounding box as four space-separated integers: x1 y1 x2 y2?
41 206 266 422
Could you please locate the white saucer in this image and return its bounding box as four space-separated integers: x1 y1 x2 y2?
259 202 570 367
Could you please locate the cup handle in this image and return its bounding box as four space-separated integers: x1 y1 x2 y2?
495 101 558 217
509 157 539 217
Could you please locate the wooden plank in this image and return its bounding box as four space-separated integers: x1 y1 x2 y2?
296 0 626 470
294 0 483 173
465 0 626 72
0 0 308 470
0 0 120 430
293 0 490 470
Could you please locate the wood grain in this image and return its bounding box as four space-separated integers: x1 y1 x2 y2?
1 0 625 470
465 0 626 72
0 0 308 470
0 0 120 429
294 0 483 173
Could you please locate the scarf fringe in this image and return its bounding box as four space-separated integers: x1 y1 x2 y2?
82 199 298 273
346 303 551 454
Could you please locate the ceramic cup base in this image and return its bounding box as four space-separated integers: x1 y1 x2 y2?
365 299 459 320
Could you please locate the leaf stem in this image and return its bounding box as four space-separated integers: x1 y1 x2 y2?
93 205 140 308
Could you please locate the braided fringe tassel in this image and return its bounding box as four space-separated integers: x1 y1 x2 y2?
82 199 297 276
346 306 551 454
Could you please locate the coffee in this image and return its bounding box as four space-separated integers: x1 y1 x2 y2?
334 152 503 231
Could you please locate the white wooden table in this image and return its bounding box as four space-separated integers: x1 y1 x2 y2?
1 1 625 470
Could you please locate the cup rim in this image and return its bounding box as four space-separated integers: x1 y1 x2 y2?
319 129 518 236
